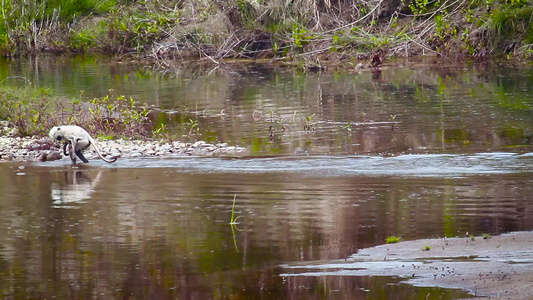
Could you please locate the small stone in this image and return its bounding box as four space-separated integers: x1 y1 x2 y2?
193 141 205 148
160 144 172 151
130 152 143 158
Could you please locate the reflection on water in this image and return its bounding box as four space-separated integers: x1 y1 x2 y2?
51 170 103 208
0 56 532 156
0 56 532 298
0 158 531 298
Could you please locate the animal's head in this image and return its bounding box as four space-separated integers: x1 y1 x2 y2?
49 126 63 141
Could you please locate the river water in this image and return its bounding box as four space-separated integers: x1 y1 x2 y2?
0 56 532 299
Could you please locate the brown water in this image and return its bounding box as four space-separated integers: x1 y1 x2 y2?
1 56 533 299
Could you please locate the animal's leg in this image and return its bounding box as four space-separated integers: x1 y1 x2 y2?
75 149 89 163
63 142 70 156
69 139 78 164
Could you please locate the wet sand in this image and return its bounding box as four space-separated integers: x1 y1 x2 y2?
351 231 533 299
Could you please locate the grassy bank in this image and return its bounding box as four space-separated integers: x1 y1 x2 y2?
0 0 531 62
0 84 152 138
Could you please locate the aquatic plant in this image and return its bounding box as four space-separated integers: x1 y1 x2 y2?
303 113 315 131
230 194 243 225
229 194 244 252
153 123 170 141
386 236 401 244
188 118 199 136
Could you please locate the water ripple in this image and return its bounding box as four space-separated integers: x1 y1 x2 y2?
52 152 533 177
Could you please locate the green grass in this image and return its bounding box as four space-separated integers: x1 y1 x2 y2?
0 84 152 138
386 236 401 244
2 1 532 59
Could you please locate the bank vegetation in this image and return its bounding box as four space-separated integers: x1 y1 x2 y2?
0 0 531 66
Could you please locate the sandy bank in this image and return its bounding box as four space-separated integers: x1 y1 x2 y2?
353 231 533 299
284 231 533 299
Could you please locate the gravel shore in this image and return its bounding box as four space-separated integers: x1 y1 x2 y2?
0 135 248 162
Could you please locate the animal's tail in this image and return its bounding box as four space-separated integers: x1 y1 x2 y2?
90 139 117 163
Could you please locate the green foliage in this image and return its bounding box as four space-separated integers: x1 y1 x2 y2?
188 118 199 136
0 83 152 138
482 233 491 239
386 236 401 244
0 0 179 53
435 14 444 37
292 24 310 49
490 6 533 42
422 245 431 251
236 0 257 28
70 20 109 49
0 0 115 52
87 94 151 139
404 0 443 15
407 0 430 15
1 0 532 58
0 85 60 136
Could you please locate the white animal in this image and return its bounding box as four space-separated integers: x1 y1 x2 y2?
49 125 117 164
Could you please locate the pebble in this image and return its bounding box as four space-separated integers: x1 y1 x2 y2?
130 152 143 158
0 135 248 162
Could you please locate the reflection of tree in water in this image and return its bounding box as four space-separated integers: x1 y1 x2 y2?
51 170 102 208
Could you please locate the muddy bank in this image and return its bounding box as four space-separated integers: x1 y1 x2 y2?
0 135 248 162
283 231 533 299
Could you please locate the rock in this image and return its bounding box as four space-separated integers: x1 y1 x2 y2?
294 147 309 156
160 144 172 151
130 152 143 158
1 129 247 161
193 141 205 148
36 150 62 162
